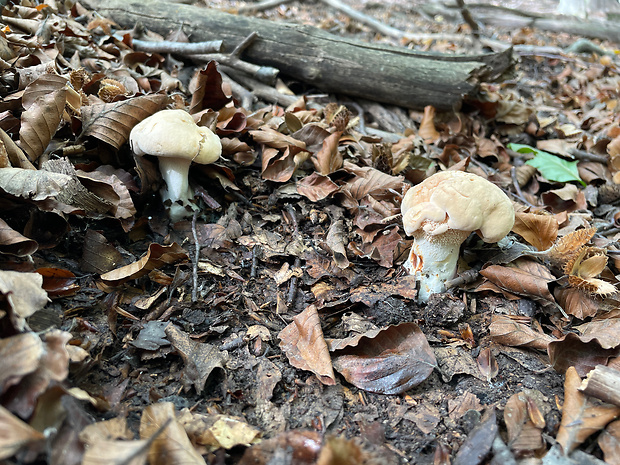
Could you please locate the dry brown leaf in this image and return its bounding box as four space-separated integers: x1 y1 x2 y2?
0 332 44 393
80 229 124 275
512 211 558 251
36 267 79 298
0 217 38 256
599 419 620 465
0 405 45 460
177 409 261 451
250 127 307 150
165 324 228 393
325 219 349 269
556 366 620 454
21 73 69 111
489 315 554 351
139 402 206 465
76 165 137 221
504 391 545 456
82 439 149 465
80 93 169 149
100 242 188 286
548 332 619 377
296 172 340 202
312 131 343 175
0 167 73 201
329 322 437 395
261 146 308 183
278 305 336 386
476 348 498 382
0 270 49 331
480 262 555 303
239 430 322 465
340 162 404 201
19 86 67 161
189 61 232 114
554 286 600 320
419 105 440 144
574 308 620 349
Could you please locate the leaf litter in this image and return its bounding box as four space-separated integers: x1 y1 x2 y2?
2 0 620 463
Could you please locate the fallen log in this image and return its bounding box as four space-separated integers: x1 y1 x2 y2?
80 0 512 111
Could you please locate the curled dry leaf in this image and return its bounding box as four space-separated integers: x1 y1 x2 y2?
261 146 308 182
489 315 554 351
512 211 558 251
477 348 498 382
36 267 80 298
0 405 45 460
504 391 545 456
177 409 261 451
80 93 169 149
278 305 336 386
329 322 437 395
574 308 620 350
419 105 440 144
189 61 232 114
19 84 67 161
548 332 619 377
100 242 188 286
340 162 404 202
599 419 620 465
325 219 349 269
0 332 44 393
480 261 555 304
81 439 149 465
0 217 38 256
296 172 340 202
0 167 73 201
556 367 620 454
554 286 600 320
312 131 343 175
239 430 322 465
0 270 49 331
139 402 206 465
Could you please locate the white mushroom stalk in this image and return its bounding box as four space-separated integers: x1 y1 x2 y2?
401 170 515 303
130 109 222 222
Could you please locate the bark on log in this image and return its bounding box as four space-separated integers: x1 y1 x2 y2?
79 0 513 111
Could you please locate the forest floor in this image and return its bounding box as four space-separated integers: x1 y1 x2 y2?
1 0 620 464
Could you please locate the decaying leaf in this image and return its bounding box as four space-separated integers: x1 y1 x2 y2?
504 391 545 456
574 308 620 350
477 348 498 382
0 217 38 256
178 409 261 451
0 405 45 460
556 367 620 454
296 172 340 202
278 305 336 386
548 332 619 377
239 430 322 465
419 105 440 144
599 419 620 465
80 94 169 149
81 439 149 465
512 211 558 251
100 242 188 286
0 332 44 393
0 270 49 330
480 261 556 304
489 315 554 351
329 323 436 395
139 402 206 465
189 61 232 114
0 167 73 201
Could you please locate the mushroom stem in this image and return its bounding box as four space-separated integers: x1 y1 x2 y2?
405 230 470 303
157 157 196 222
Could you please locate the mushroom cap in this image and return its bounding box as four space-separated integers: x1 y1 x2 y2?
129 109 221 164
401 170 515 243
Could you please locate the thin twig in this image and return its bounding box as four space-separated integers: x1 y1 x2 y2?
250 246 259 279
237 0 294 14
455 0 481 38
191 52 279 85
287 257 302 307
231 32 258 57
222 67 299 107
510 167 537 208
568 147 609 164
191 212 200 303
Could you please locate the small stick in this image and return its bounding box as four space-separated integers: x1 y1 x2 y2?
191 52 279 85
285 203 299 235
579 365 620 407
250 246 259 279
287 257 302 306
455 0 481 38
131 38 223 54
510 167 537 208
191 212 200 302
237 0 294 14
230 32 258 57
568 148 609 164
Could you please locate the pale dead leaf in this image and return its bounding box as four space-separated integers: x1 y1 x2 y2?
489 315 554 351
0 167 73 201
0 405 45 460
512 211 558 251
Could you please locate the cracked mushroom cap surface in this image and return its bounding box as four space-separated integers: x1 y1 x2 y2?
401 170 515 242
129 109 221 164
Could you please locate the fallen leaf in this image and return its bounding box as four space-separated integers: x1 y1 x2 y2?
0 332 44 393
477 348 498 382
296 172 340 202
512 211 558 251
80 93 169 149
81 439 149 465
480 261 556 304
0 167 73 201
419 105 440 144
329 323 436 395
599 419 620 465
239 430 322 465
139 402 206 465
489 315 554 351
454 408 497 465
0 270 49 331
0 405 45 460
548 332 619 377
556 367 620 454
0 217 38 256
278 305 336 385
100 242 188 286
189 61 232 114
504 391 545 456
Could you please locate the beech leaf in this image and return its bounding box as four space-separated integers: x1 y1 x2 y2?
329 322 437 395
547 332 619 377
508 143 585 186
80 94 169 149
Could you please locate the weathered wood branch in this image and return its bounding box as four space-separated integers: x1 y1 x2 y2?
579 365 620 407
80 0 512 110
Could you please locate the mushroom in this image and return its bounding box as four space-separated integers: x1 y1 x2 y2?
401 170 515 303
130 109 222 222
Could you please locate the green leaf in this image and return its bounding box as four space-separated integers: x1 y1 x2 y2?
507 143 585 186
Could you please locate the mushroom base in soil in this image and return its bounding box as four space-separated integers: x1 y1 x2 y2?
401 170 515 304
129 109 222 223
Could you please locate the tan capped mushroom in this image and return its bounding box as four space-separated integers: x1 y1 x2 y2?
401 170 515 303
130 109 221 222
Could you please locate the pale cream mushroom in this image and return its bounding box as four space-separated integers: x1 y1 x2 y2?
130 109 221 222
401 170 515 303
